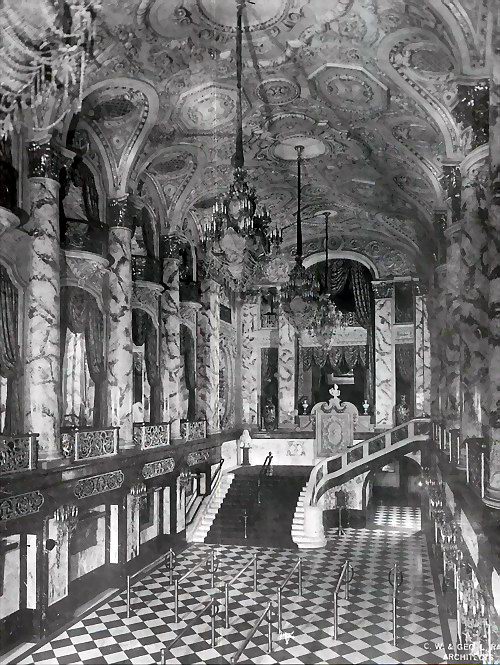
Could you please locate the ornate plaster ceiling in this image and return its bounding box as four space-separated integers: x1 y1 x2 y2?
69 0 490 276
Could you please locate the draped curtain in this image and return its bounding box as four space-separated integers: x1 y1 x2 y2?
396 344 414 382
180 325 196 419
61 287 105 427
133 308 161 423
0 264 21 433
301 345 367 372
141 208 156 258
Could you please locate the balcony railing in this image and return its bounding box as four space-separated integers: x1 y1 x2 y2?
61 218 108 256
180 419 207 442
61 426 119 461
260 312 277 328
180 281 200 303
133 422 170 449
0 433 38 475
132 255 161 283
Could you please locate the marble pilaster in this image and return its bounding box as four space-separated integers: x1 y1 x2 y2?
414 282 431 416
278 305 296 426
373 280 395 428
24 142 70 461
444 223 463 429
196 278 220 434
485 23 500 507
107 197 134 449
241 294 260 426
460 161 489 442
160 236 182 438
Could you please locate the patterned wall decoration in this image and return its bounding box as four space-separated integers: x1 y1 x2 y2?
0 491 44 522
74 471 125 500
142 458 175 479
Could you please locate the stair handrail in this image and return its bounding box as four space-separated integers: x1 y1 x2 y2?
257 451 273 505
303 418 430 508
186 458 225 527
231 601 274 663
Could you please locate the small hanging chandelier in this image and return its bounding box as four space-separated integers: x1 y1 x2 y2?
280 145 320 329
307 212 345 345
0 0 98 138
200 0 281 254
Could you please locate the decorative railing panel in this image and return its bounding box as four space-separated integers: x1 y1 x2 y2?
133 423 170 449
0 433 38 475
180 419 207 442
132 255 161 283
61 218 108 256
260 312 278 329
308 419 430 506
61 427 119 461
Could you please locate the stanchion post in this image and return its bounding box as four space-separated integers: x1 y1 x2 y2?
267 605 273 654
345 562 349 600
277 587 282 633
160 647 167 665
253 553 257 592
298 559 303 596
225 582 230 629
333 590 338 640
392 590 397 647
174 578 179 623
211 602 217 648
126 574 131 619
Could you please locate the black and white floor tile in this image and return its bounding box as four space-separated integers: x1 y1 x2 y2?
19 506 447 664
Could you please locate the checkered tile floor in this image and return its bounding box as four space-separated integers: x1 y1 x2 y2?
371 505 422 531
19 506 446 664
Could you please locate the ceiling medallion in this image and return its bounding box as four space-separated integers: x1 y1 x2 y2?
256 78 301 105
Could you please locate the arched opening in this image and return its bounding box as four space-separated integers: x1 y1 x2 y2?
363 454 423 516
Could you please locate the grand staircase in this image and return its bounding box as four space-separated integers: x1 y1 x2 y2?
292 418 431 549
186 472 234 543
205 467 311 547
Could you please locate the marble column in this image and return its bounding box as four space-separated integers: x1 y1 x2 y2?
107 197 134 449
429 213 447 423
160 236 181 439
278 303 296 427
196 278 220 434
373 280 395 428
24 141 70 462
241 293 260 426
460 160 489 443
414 281 431 416
485 22 500 507
444 223 463 430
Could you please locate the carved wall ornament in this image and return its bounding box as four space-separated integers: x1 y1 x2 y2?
187 449 210 466
142 458 175 479
287 440 306 456
0 491 44 521
132 282 162 328
372 281 394 299
74 471 124 499
61 250 109 308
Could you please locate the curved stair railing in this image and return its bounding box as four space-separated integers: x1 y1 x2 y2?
292 418 430 548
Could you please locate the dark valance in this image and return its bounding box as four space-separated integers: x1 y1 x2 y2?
132 309 149 347
180 325 196 393
301 345 366 372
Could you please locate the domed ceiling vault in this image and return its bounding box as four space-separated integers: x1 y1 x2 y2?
69 0 490 276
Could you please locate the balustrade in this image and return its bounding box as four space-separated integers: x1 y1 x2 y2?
132 255 161 283
60 426 119 461
0 433 38 475
133 422 170 449
61 218 108 256
180 419 207 441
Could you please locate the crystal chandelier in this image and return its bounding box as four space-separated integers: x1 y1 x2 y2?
306 212 345 346
281 145 320 329
0 0 98 138
200 0 281 254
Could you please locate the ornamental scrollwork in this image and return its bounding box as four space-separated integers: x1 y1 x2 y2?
0 491 44 521
74 471 124 500
187 449 210 466
0 434 38 474
142 458 175 479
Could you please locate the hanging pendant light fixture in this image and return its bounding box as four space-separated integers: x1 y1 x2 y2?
280 145 320 328
200 0 281 255
307 212 345 345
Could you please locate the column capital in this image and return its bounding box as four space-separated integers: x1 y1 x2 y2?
27 141 75 181
107 195 135 230
160 234 184 261
413 279 429 296
372 279 393 299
